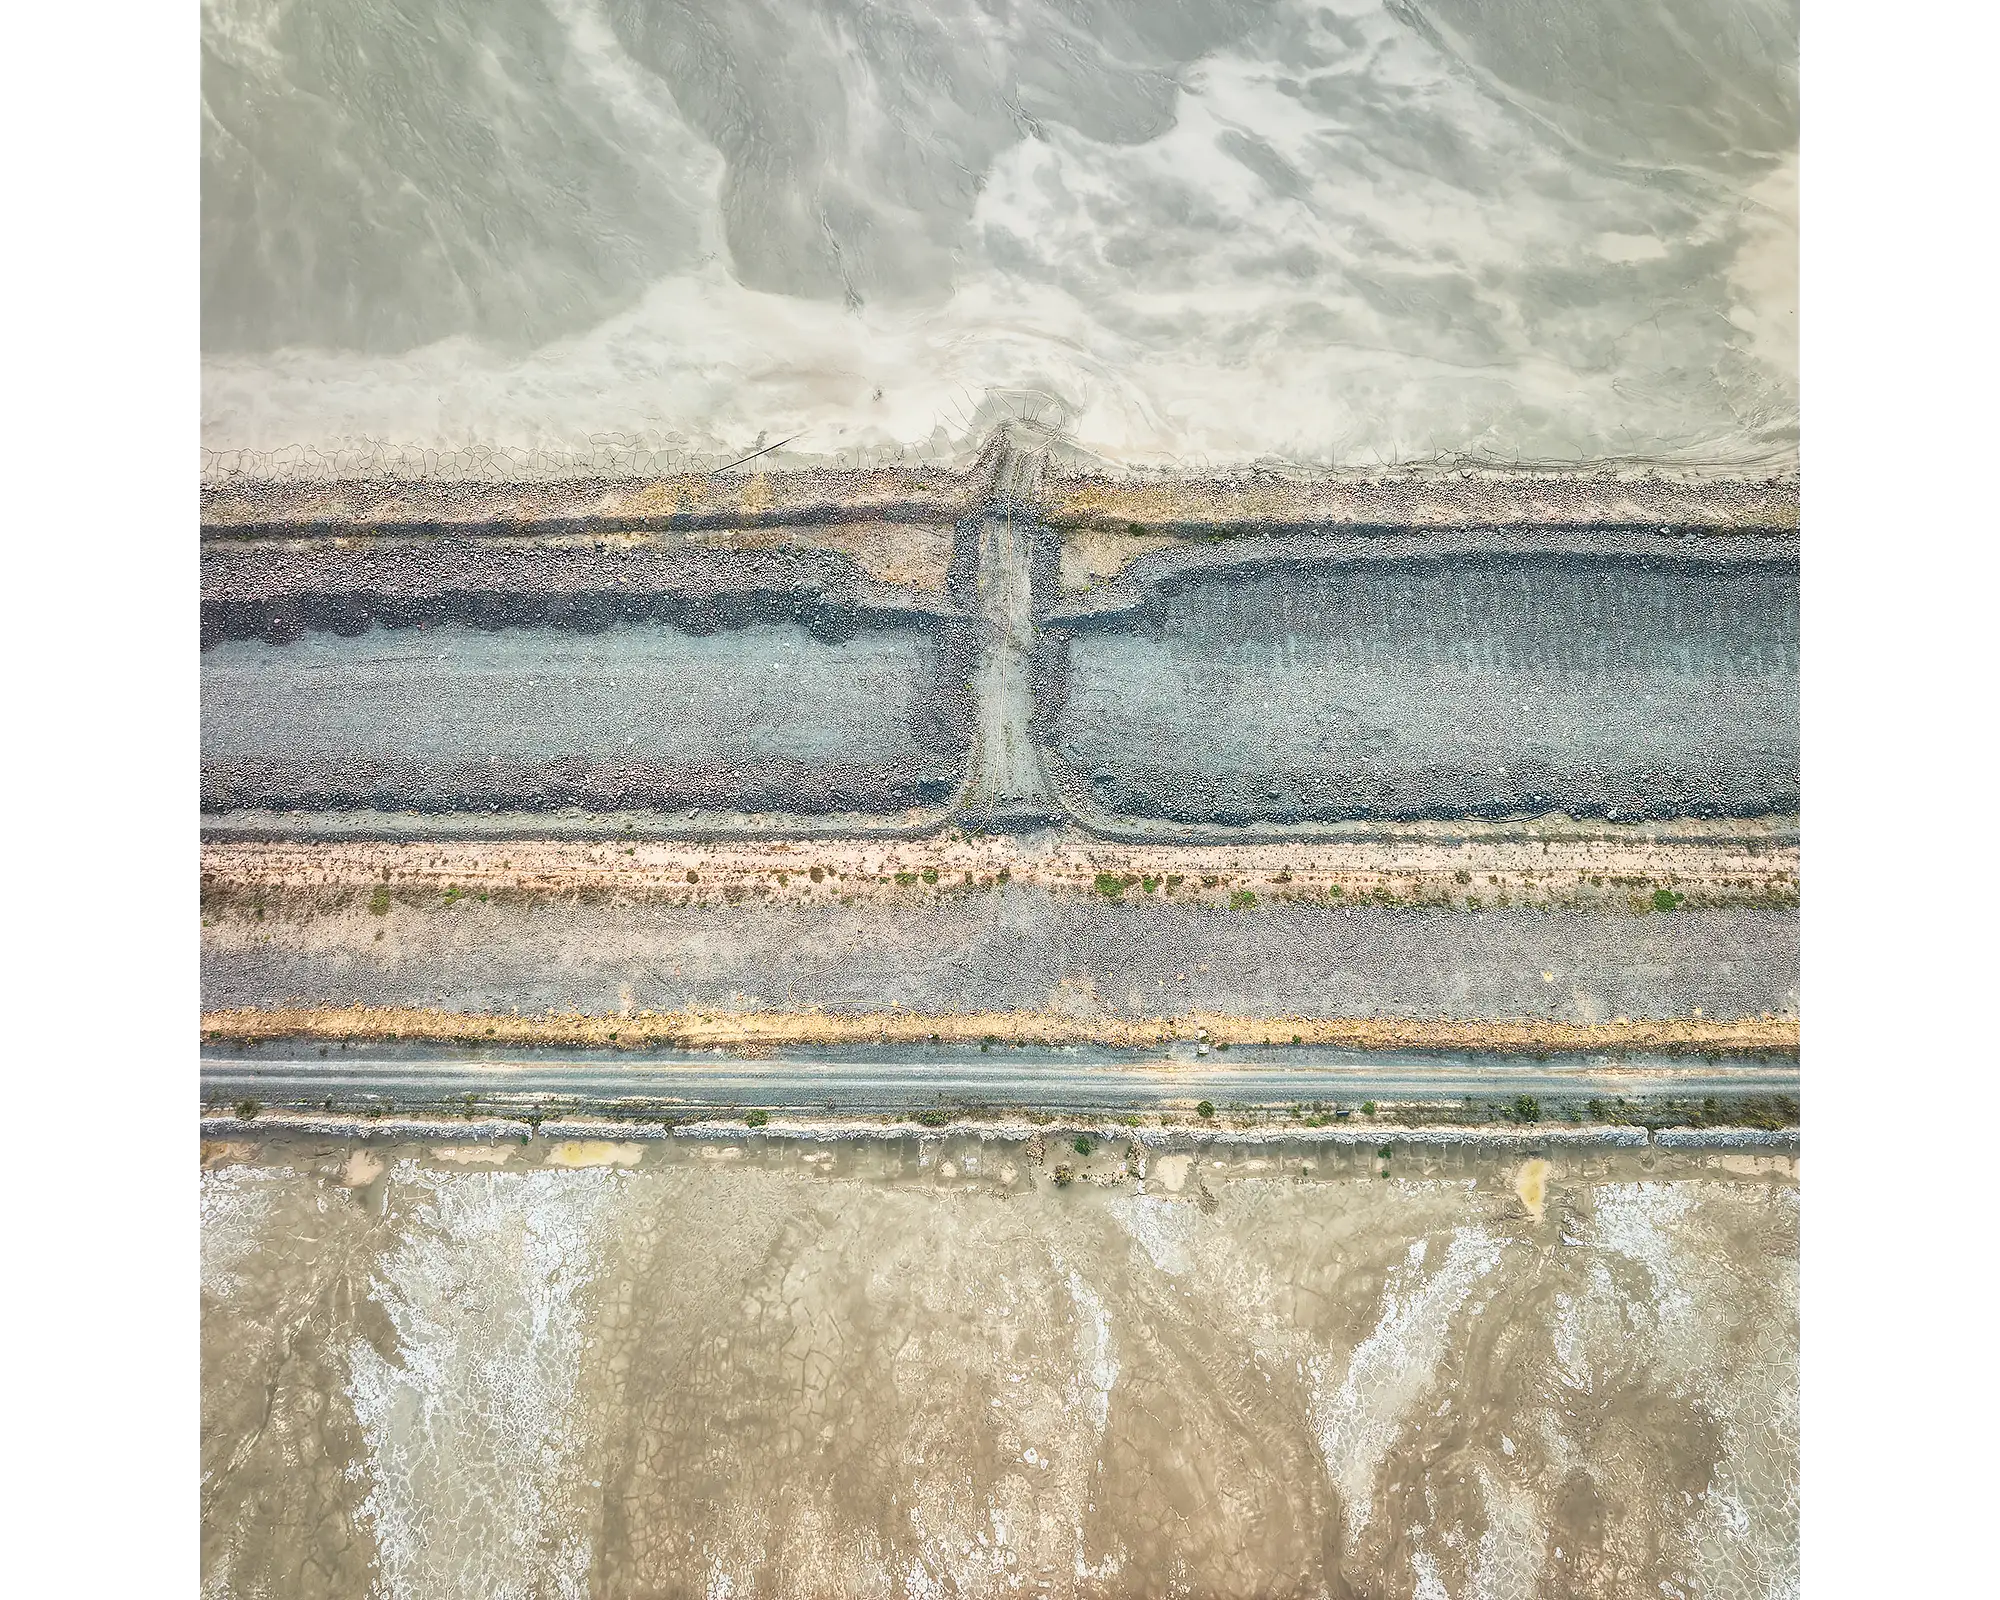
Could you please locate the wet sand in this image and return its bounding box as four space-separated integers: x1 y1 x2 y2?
203 1134 1797 1598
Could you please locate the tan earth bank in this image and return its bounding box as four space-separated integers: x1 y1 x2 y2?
201 457 1798 536
201 1003 1796 1056
202 826 1797 918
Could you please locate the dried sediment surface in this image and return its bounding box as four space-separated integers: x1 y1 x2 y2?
202 1142 1797 1597
202 828 1799 913
200 461 1798 537
202 888 1797 1028
1041 466 1799 533
199 464 978 532
201 1003 1797 1057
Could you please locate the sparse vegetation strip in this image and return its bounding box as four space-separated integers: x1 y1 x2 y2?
202 830 1798 918
202 1005 1797 1056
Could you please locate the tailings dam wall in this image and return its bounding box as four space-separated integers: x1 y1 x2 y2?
201 461 1797 839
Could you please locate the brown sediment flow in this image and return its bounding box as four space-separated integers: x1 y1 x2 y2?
1515 1157 1551 1222
201 827 1797 915
201 1003 1797 1056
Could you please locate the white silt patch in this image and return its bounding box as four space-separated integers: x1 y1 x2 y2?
1468 1465 1548 1600
1310 1227 1506 1536
346 1165 622 1600
1590 1183 1697 1334
1109 1192 1201 1278
200 1162 292 1299
1066 1267 1120 1445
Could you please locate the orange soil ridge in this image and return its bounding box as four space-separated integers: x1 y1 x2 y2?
202 1006 1798 1056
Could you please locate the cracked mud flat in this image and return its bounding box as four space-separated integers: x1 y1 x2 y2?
202 1138 1797 1599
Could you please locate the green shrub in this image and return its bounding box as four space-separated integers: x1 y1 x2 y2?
233 1098 260 1120
921 868 939 885
1360 1100 1376 1116
913 1108 951 1128
1196 1100 1215 1119
1514 1094 1541 1122
1095 872 1127 897
1230 890 1257 909
368 885 391 916
745 1110 768 1128
1652 888 1686 913
1073 1135 1095 1156
1052 1164 1075 1187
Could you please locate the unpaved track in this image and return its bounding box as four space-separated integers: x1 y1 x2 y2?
200 1047 1799 1114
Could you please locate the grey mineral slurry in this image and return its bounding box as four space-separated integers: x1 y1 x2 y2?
202 1 1796 472
1058 556 1799 822
202 1140 1797 1600
201 620 962 812
201 891 1798 1023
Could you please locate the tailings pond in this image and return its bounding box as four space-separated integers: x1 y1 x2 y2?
203 1135 1797 1599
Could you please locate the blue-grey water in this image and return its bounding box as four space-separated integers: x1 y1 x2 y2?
201 0 1797 474
1059 556 1798 820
